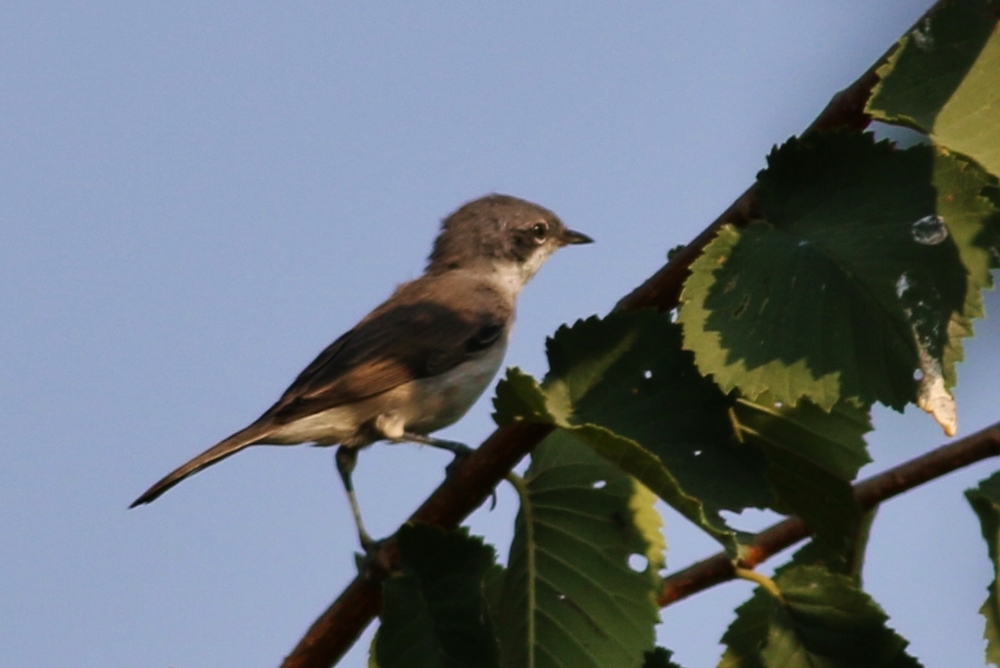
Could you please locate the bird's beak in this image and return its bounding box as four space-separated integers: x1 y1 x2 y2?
560 228 594 245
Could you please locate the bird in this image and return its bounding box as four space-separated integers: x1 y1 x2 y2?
129 194 592 550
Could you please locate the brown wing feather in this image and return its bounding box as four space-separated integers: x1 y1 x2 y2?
266 274 511 424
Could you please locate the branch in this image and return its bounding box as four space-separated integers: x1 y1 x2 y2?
280 424 553 668
281 2 951 666
657 420 1000 606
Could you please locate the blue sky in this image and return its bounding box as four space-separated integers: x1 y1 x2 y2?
3 2 998 666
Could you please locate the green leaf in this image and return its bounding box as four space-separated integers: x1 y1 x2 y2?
932 156 1000 389
375 524 500 668
544 311 775 522
718 588 770 668
789 507 879 586
733 395 871 481
483 563 506 636
867 0 1000 177
644 646 684 668
494 311 774 552
733 395 869 552
496 431 660 668
678 132 1000 434
497 311 875 556
965 471 1000 666
719 565 922 668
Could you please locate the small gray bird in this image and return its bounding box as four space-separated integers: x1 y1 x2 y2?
130 194 592 549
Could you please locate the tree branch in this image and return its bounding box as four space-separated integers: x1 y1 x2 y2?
280 2 952 666
657 420 1000 606
280 424 553 668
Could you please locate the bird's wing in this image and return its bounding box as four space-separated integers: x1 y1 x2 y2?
266 279 510 424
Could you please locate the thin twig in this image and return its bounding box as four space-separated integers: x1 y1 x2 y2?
280 2 950 666
657 421 1000 606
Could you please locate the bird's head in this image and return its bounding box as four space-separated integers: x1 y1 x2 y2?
426 194 592 293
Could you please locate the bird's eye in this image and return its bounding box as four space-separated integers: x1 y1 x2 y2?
530 222 548 241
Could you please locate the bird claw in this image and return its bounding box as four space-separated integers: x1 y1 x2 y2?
443 444 473 476
440 445 497 510
353 536 389 577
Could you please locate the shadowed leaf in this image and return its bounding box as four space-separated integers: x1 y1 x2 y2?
733 394 870 551
374 524 499 668
644 646 685 668
719 565 922 668
966 471 1000 666
494 311 773 553
496 311 874 554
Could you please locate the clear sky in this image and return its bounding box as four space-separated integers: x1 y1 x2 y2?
3 2 998 667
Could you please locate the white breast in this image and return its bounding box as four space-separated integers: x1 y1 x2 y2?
402 333 509 434
266 333 509 446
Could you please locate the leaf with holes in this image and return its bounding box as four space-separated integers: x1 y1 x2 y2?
374 524 499 668
496 431 661 668
494 311 774 553
678 132 1000 435
867 0 1000 178
966 471 1000 667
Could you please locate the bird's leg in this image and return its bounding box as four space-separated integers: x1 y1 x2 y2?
401 432 473 476
375 415 493 506
401 432 497 509
334 446 378 553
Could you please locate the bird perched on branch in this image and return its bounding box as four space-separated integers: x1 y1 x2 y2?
130 194 592 550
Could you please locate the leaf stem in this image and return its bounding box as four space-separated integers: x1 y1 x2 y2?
733 568 783 600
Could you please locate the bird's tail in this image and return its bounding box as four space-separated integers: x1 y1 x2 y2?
129 422 274 508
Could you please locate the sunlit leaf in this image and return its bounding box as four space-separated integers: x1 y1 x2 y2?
867 0 1000 177
679 133 1000 435
496 431 661 668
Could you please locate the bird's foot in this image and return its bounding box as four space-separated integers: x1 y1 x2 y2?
353 534 390 577
443 443 472 477
399 433 497 508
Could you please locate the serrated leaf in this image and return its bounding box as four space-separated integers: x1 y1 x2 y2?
644 646 685 668
932 156 1000 383
719 565 922 668
867 0 1000 177
678 133 1000 434
549 312 774 521
718 590 770 668
496 431 660 668
733 395 869 551
965 471 1000 666
733 395 871 481
496 311 875 557
494 311 775 552
375 524 499 668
